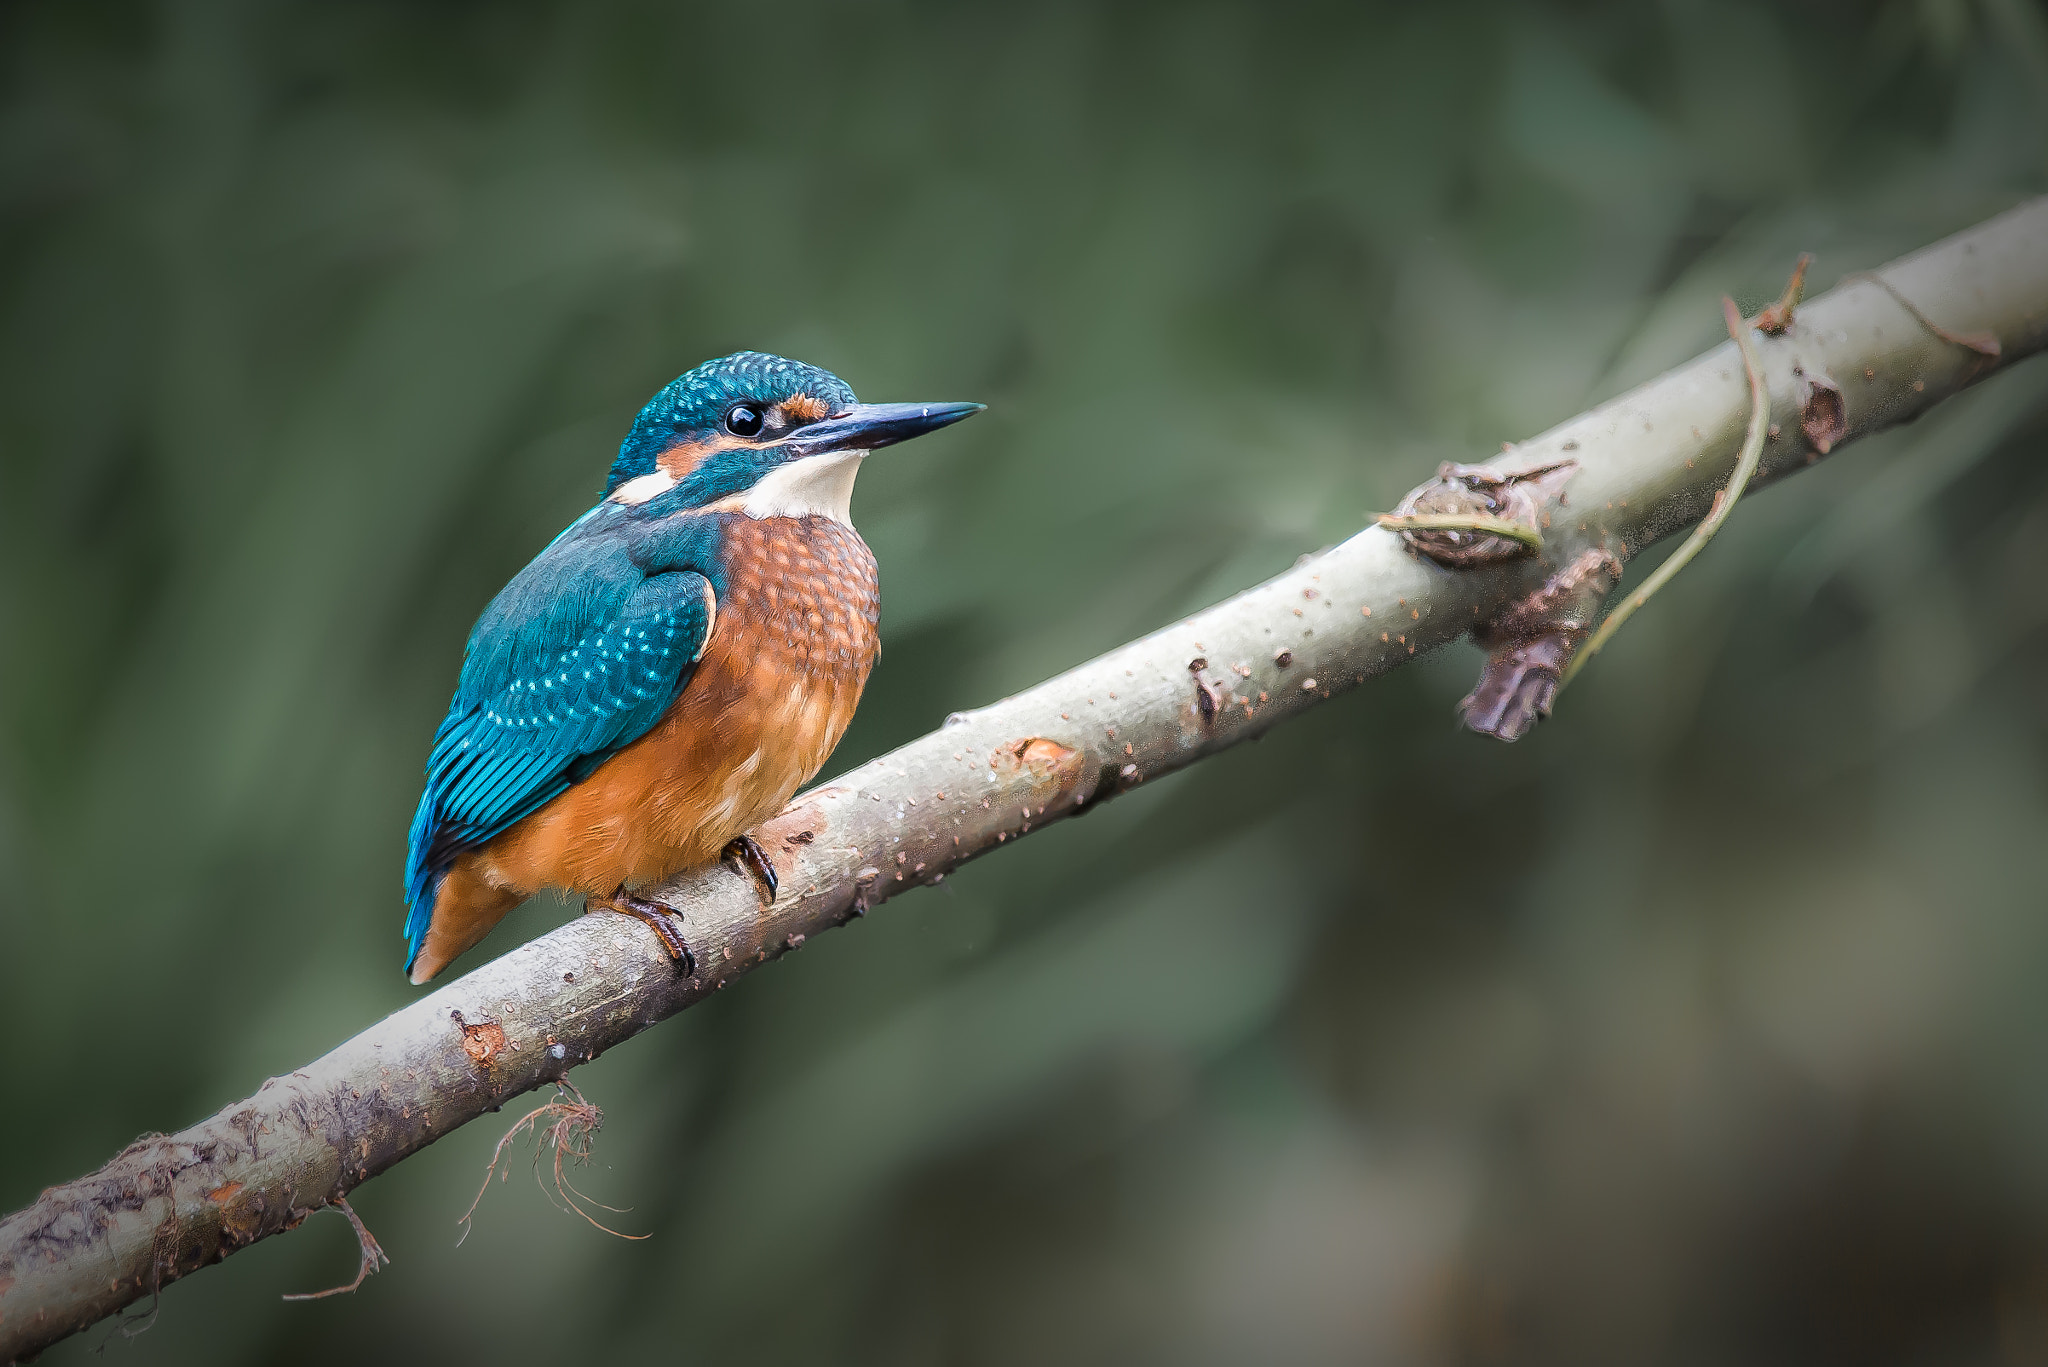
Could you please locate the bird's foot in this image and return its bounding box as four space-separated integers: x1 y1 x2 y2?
586 886 696 976
721 835 779 905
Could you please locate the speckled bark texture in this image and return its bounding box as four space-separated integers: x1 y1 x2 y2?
4 198 2044 1363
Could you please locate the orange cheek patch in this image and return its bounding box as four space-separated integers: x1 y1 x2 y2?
659 423 804 480
782 393 831 423
657 440 719 480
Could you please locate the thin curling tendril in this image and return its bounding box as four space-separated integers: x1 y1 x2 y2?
1373 511 1545 552
1559 295 1770 691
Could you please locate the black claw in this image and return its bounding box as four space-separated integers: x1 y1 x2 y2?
722 835 779 903
589 885 697 976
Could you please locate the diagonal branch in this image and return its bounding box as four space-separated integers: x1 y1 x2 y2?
3 197 2045 1364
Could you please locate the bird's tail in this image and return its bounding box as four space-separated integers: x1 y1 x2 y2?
403 786 445 976
405 861 522 985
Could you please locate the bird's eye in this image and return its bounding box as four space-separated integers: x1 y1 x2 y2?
724 404 765 438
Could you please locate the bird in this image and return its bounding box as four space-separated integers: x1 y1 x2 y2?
401 351 982 984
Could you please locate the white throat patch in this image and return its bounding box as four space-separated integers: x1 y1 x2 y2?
609 470 677 506
735 451 867 524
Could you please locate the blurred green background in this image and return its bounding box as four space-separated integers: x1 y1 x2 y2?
4 1 2048 1362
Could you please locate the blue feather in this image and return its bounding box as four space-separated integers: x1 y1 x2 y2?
402 506 721 973
403 348 873 975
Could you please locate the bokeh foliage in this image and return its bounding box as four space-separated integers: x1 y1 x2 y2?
4 0 2048 1362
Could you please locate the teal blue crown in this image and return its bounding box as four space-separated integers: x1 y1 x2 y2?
605 351 857 495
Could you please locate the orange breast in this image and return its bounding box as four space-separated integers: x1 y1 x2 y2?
472 514 879 898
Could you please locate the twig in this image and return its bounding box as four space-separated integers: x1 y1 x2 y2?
1373 512 1545 552
1752 251 1813 334
1847 269 2003 357
279 1199 389 1301
2 195 2041 1365
1560 296 1770 689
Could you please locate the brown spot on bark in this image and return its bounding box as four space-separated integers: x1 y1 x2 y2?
1799 373 1846 455
1001 737 1076 776
214 1185 267 1245
452 1012 508 1068
760 802 824 853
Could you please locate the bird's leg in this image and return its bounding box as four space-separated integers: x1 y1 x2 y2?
721 835 779 904
585 885 696 976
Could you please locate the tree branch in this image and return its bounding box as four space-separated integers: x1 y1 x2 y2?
4 197 2044 1362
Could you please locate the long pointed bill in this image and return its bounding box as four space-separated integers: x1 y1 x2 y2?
783 401 984 456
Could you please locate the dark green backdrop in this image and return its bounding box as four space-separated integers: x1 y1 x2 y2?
5 1 2048 1362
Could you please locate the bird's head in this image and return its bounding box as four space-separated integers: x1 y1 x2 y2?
604 351 982 523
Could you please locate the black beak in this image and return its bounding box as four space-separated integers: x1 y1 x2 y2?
783 401 984 457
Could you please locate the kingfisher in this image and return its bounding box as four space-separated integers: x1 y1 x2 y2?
402 351 982 983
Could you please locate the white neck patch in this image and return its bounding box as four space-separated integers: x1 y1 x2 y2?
609 470 677 506
734 451 867 524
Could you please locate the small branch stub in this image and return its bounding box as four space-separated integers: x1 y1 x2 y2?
1752 251 1814 334
1458 548 1624 741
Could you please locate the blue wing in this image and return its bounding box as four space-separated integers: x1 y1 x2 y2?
403 538 715 973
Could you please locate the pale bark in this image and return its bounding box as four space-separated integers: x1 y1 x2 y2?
3 197 2044 1363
